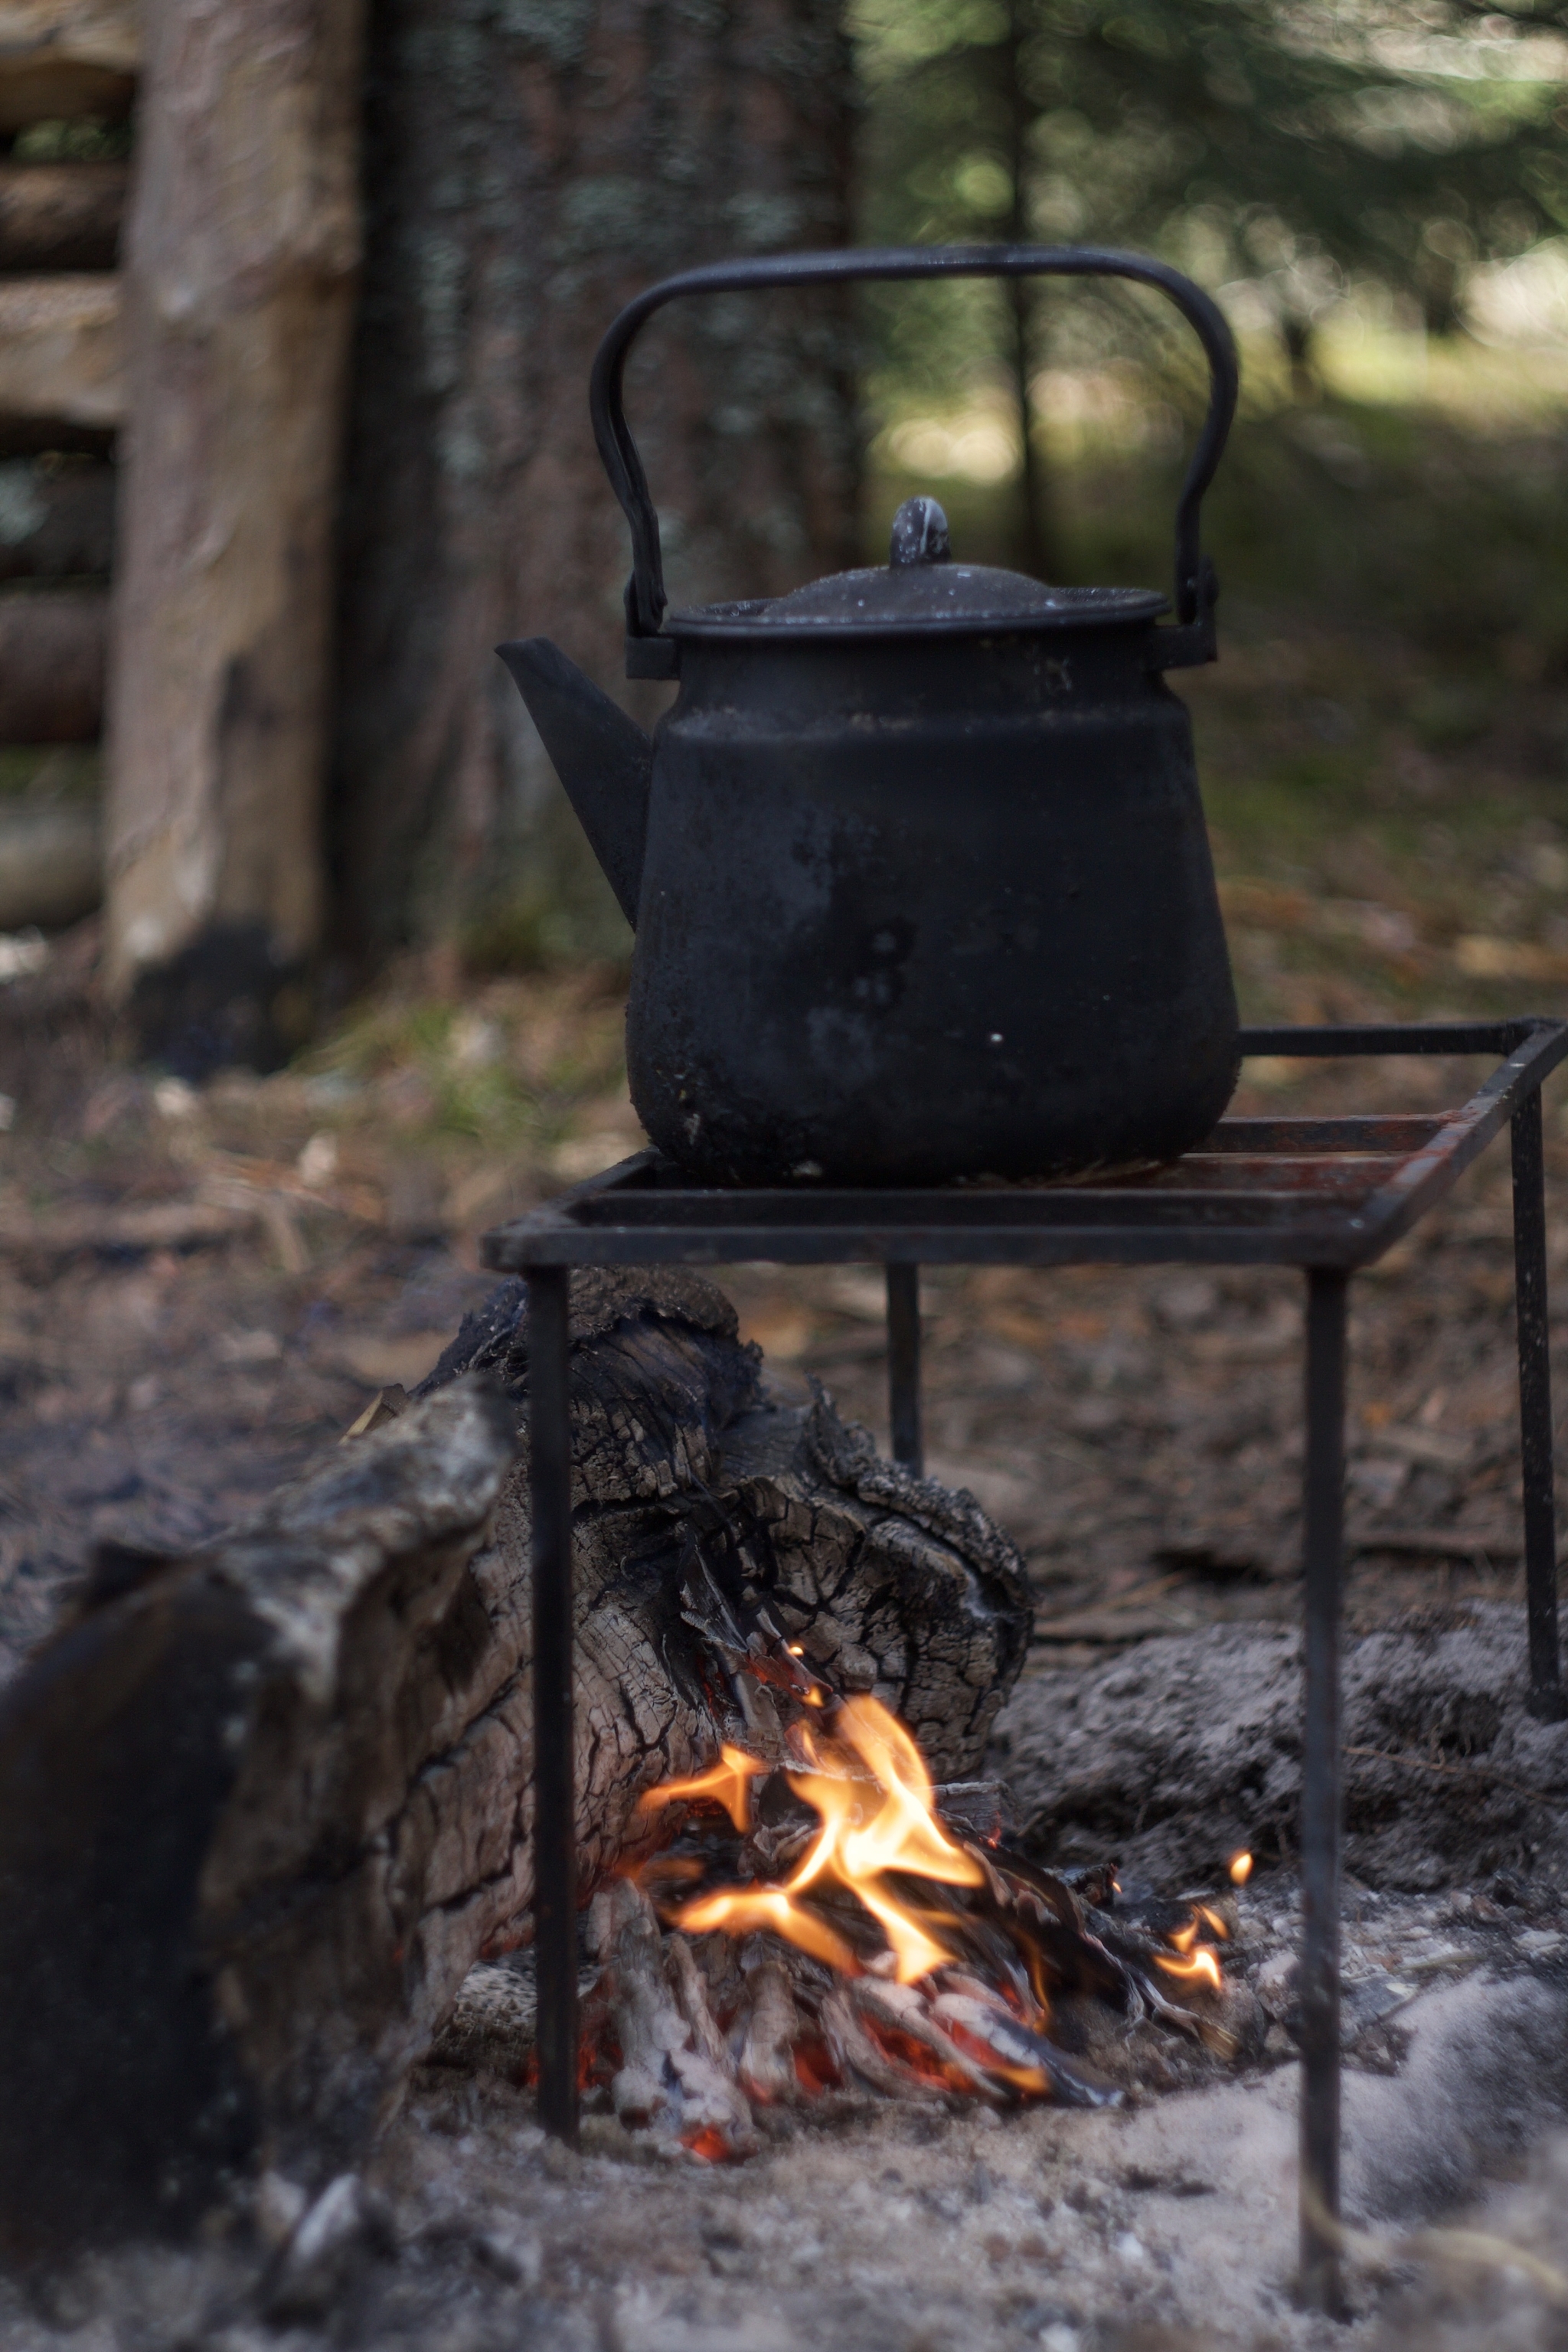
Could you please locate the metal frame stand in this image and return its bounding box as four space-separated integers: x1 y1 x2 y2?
1513 1092 1568 1724
886 1262 924 1475
492 1021 1567 2307
1298 1266 1348 2313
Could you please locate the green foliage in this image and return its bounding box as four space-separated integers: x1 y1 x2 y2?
872 385 1568 670
10 118 132 162
854 0 1568 410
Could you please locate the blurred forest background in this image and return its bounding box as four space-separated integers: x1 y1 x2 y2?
2 0 1568 1666
1 0 1566 1081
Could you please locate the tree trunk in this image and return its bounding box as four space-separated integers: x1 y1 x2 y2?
102 0 366 1074
330 0 858 970
0 1272 1030 2259
1002 0 1052 583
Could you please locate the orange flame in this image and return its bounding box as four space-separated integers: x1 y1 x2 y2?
1154 1946 1223 1991
1228 1850 1253 1886
671 1694 983 1987
636 1744 768 1834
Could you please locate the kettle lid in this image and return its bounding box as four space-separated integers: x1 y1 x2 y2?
665 495 1168 642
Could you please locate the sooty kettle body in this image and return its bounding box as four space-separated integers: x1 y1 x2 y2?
499 245 1241 1188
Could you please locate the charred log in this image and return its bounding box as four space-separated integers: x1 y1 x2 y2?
0 1272 1030 2262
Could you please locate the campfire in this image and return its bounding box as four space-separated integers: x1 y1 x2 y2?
577 1651 1256 2159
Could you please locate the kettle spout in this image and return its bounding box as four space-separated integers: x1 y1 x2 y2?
495 639 652 927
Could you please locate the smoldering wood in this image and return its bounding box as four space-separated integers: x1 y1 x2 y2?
0 162 126 271
0 587 105 738
0 1271 1031 2260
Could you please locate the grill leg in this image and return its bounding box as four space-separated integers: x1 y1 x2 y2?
1299 1265 1348 2317
887 1263 923 1477
528 1265 579 2145
1512 1093 1566 1723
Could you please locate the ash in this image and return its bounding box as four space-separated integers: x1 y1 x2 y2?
3 1877 1564 2352
5 1609 1566 2351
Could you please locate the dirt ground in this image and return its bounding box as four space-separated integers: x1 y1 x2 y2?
2 933 1564 1691
7 566 1568 1673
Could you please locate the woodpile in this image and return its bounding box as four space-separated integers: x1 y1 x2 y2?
0 273 120 437
0 0 139 134
103 0 365 1028
0 798 99 928
0 158 124 271
0 0 136 933
0 586 104 736
0 1272 1034 2261
0 454 113 579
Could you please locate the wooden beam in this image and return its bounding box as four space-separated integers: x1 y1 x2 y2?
0 799 100 928
0 276 122 430
0 0 140 133
0 586 106 737
0 161 126 270
103 0 364 1051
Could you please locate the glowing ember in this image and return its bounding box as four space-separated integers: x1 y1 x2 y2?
1229 1849 1253 1886
591 1681 1250 2152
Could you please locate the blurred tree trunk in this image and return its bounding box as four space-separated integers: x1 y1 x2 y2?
330 0 858 972
103 0 367 1073
1002 0 1051 583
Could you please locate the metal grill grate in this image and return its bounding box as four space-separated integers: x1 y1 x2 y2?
484 1019 1568 2315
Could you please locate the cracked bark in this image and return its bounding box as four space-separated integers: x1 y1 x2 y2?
0 1271 1029 2262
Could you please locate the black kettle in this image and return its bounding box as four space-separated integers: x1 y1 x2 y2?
499 245 1240 1187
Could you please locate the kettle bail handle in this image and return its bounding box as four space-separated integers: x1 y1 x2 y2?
589 245 1239 657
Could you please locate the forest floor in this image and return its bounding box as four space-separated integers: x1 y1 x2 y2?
3 600 1568 1687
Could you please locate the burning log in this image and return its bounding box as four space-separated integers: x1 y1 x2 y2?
0 1271 1031 2260
555 1684 1260 2157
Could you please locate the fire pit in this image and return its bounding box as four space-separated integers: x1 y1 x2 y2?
482 1014 1568 2316
573 1690 1253 2164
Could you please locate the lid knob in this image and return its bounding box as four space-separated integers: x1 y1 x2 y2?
889 495 951 568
